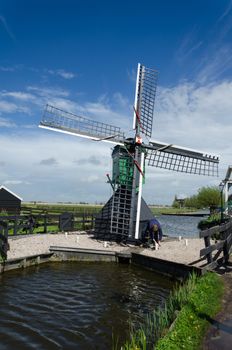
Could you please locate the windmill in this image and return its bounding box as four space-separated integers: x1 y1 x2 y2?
39 63 219 242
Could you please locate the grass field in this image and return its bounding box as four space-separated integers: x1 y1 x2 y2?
21 202 103 215
22 202 196 216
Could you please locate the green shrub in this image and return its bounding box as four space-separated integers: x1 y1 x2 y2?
155 272 223 350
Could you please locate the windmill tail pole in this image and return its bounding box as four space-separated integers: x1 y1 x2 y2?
106 174 114 191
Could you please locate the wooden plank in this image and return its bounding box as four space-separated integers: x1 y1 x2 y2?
13 219 18 236
200 226 220 238
212 246 224 262
222 221 232 231
200 240 224 257
199 221 232 238
226 232 232 247
201 260 218 271
204 236 212 263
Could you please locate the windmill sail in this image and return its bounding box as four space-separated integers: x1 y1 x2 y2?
146 140 219 176
39 104 125 145
39 63 220 243
133 64 158 138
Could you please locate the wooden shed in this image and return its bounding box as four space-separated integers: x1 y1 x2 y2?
0 186 22 214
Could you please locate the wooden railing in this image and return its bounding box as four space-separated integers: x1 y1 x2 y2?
0 220 9 261
0 212 95 236
0 212 96 261
199 220 232 270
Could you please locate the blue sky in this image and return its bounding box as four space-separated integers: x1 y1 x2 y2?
0 0 232 204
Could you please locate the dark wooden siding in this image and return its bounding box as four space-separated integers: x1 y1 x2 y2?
0 188 21 214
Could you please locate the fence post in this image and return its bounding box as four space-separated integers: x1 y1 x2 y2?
44 215 47 233
223 228 231 264
14 218 18 236
223 240 229 264
204 236 213 264
91 214 94 229
4 222 8 239
83 212 85 230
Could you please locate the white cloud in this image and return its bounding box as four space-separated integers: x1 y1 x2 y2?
47 69 76 79
217 0 232 23
0 117 16 127
127 67 137 82
0 14 15 40
0 94 33 116
39 157 58 166
80 175 101 183
1 91 35 101
155 80 232 153
27 86 70 98
0 66 15 72
0 100 19 114
175 27 203 64
197 45 232 84
113 92 130 109
0 133 112 202
3 180 29 185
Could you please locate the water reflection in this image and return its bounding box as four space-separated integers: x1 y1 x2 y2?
0 262 172 350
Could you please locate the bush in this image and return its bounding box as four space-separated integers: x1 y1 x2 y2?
197 214 229 230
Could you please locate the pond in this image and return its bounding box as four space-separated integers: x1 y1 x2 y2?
157 214 202 238
0 262 173 350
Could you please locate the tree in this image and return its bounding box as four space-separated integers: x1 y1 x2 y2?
184 195 200 209
172 195 179 208
197 186 221 209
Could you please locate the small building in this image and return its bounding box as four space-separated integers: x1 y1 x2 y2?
0 186 22 214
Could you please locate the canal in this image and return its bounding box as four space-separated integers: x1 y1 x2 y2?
158 214 202 237
0 262 173 349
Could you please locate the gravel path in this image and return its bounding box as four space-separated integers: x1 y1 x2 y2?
7 232 206 266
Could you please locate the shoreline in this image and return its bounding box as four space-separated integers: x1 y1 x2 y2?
6 232 206 267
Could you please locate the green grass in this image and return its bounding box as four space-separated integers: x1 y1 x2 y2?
21 203 102 215
118 272 223 350
155 272 223 350
150 207 198 215
22 203 198 216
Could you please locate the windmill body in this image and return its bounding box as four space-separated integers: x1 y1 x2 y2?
39 63 219 242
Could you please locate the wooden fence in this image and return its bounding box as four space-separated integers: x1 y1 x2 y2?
0 212 96 261
199 219 232 270
0 220 9 260
0 212 95 237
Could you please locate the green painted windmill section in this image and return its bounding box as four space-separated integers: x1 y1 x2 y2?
112 146 133 186
111 145 146 187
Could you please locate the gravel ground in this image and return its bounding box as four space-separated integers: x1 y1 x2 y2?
7 232 206 266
